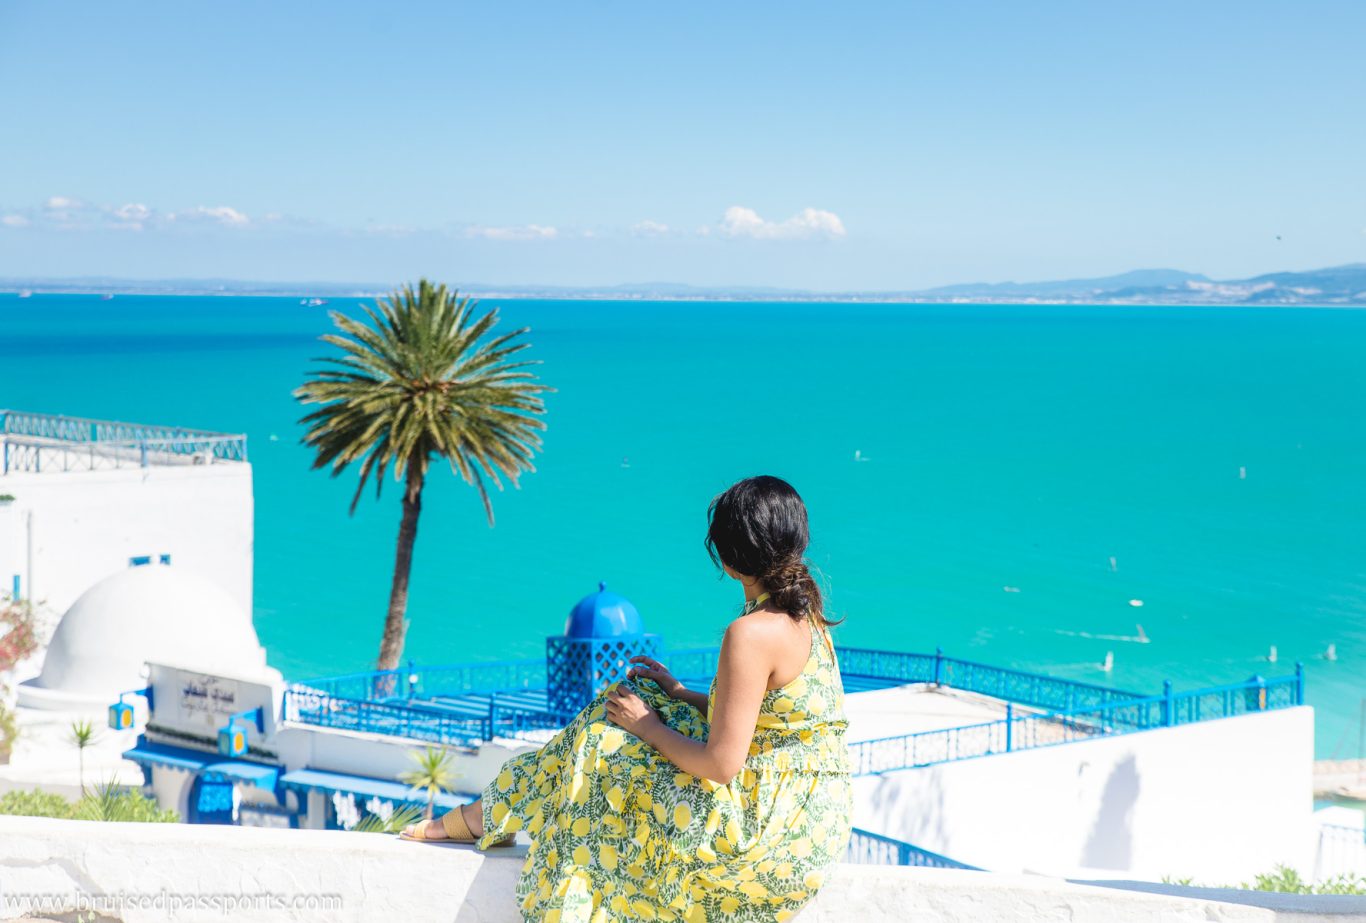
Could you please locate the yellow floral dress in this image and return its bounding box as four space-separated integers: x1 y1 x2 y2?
479 624 853 922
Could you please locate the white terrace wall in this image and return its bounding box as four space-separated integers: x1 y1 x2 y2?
3 816 1363 923
0 463 253 617
853 705 1316 884
270 723 538 827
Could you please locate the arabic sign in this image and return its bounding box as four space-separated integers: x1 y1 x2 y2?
147 662 276 739
180 675 240 719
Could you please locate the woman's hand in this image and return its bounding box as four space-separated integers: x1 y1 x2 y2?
627 655 686 698
605 683 661 737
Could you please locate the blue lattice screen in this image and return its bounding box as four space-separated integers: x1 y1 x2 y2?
546 634 661 717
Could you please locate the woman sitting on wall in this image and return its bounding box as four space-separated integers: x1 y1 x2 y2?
403 475 853 923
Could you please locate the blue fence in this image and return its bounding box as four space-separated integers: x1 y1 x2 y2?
846 827 981 870
839 646 1145 708
287 647 1305 763
849 669 1304 775
283 687 563 745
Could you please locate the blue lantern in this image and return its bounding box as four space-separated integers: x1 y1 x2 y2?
216 707 264 758
108 701 135 730
218 722 248 757
107 686 154 730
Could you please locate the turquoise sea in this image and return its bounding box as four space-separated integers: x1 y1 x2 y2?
2 294 1364 758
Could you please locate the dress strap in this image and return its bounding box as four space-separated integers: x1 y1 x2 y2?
810 618 834 659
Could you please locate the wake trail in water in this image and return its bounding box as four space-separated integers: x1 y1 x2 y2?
1054 624 1151 644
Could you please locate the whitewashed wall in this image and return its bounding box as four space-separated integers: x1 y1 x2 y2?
2 815 1361 923
0 463 253 617
854 705 1316 884
271 724 537 828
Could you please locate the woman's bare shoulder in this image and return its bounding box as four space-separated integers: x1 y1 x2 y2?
723 611 805 654
724 610 786 639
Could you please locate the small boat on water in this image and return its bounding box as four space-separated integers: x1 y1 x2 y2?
17 289 32 298
100 293 114 301
300 297 328 307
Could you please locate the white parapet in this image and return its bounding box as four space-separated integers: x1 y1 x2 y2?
853 705 1318 884
1 815 1362 923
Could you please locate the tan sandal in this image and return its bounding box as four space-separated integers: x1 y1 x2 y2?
398 806 514 847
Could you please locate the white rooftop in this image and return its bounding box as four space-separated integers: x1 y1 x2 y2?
844 684 1014 743
18 561 272 711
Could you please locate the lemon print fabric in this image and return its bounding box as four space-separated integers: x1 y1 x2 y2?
478 625 853 922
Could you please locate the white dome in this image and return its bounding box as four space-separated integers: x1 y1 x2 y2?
19 563 269 710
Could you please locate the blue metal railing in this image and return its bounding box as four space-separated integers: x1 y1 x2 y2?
296 645 1142 714
410 658 545 698
287 648 1306 762
846 827 981 869
849 671 1303 775
839 645 1145 709
0 409 247 473
284 689 494 745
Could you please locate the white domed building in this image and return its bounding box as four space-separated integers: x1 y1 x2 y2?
18 561 276 712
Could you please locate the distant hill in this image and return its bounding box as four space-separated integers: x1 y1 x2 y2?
4 264 1365 305
919 269 1211 298
871 264 1366 305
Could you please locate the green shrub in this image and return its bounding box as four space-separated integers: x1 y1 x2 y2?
1312 874 1366 895
1166 864 1366 896
73 780 179 823
0 783 179 823
0 788 76 818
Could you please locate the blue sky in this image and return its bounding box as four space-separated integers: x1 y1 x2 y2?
1 1 1363 290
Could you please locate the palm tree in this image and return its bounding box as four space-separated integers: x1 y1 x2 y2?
70 718 97 792
296 280 549 670
399 746 456 820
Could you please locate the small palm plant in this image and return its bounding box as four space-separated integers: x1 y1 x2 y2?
353 802 425 834
399 745 456 820
69 718 98 791
295 280 550 670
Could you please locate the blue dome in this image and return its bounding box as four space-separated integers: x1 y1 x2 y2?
565 581 643 638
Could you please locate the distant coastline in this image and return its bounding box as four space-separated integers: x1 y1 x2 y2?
4 262 1365 307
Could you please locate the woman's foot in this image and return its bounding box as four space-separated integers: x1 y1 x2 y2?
400 801 485 841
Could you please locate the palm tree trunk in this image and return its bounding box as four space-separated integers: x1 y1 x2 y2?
377 464 425 671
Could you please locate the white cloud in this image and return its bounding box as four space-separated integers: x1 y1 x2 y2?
716 205 847 240
466 224 558 241
114 203 151 222
4 197 272 233
632 219 670 237
108 203 153 230
172 205 250 227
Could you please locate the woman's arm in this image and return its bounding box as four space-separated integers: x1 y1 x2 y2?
608 619 772 784
673 687 711 713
